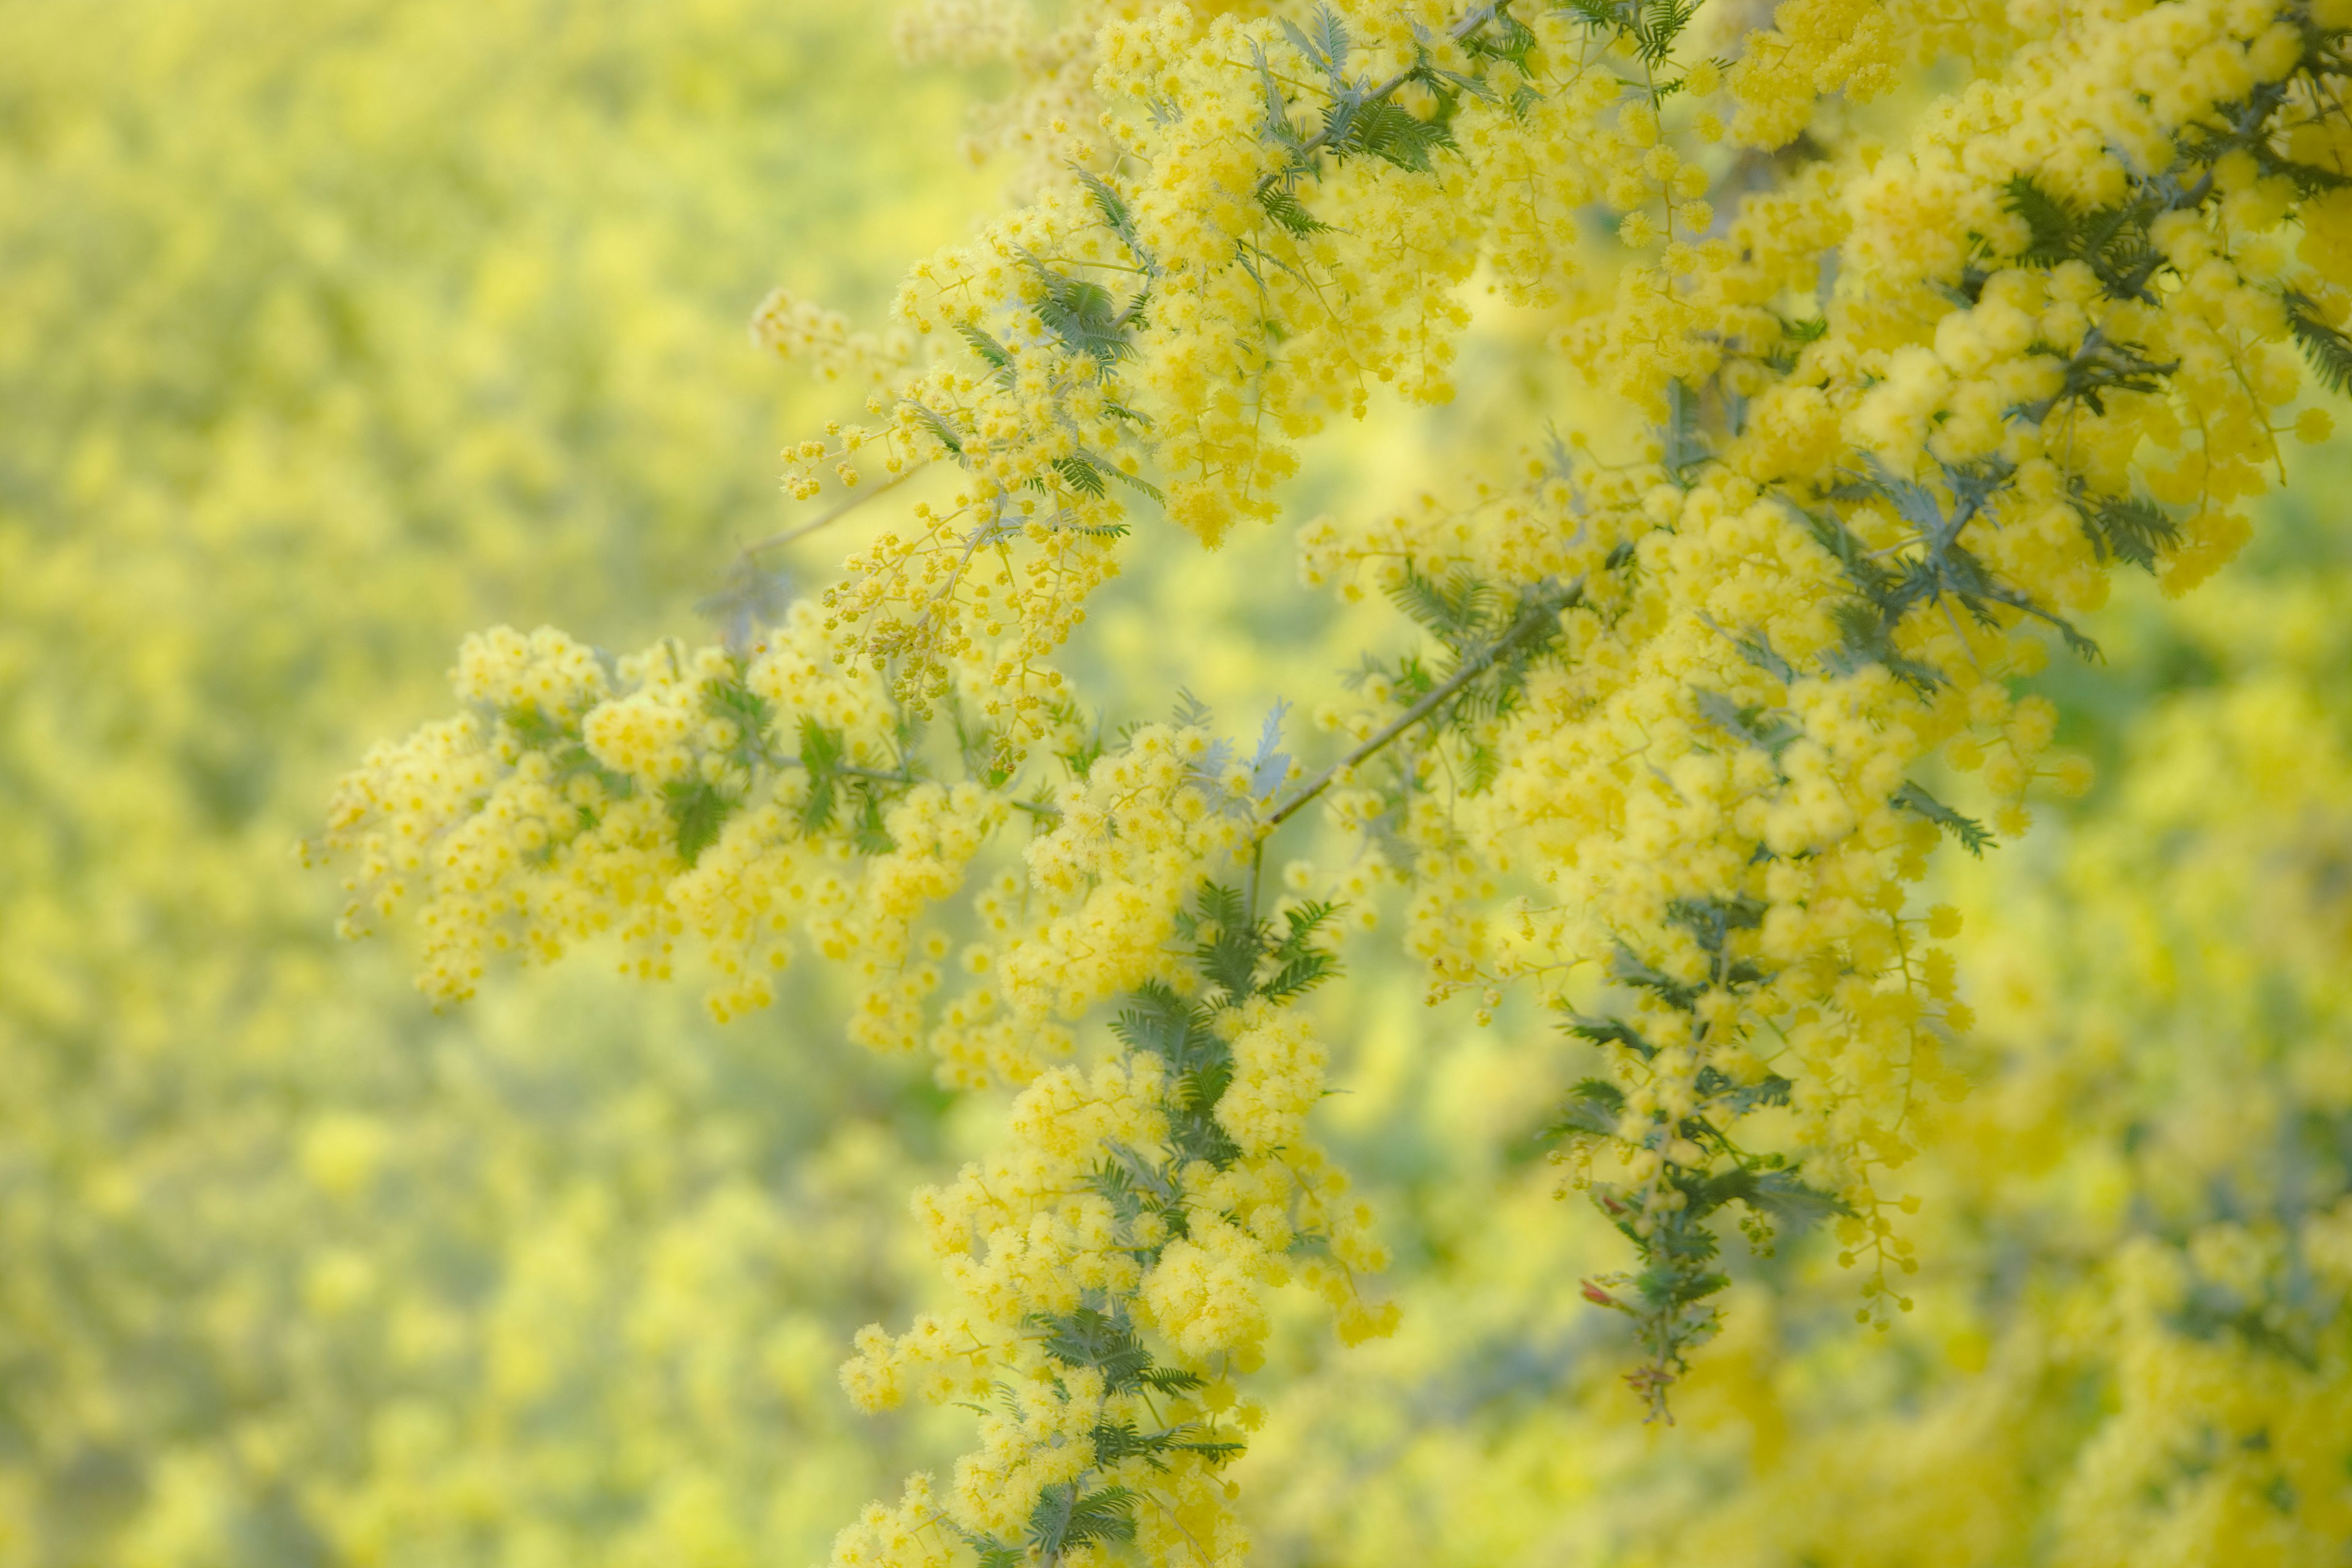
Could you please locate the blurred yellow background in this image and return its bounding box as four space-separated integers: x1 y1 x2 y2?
5 2 2350 1564
0 3 991 1561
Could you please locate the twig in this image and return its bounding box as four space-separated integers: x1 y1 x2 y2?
740 463 927 557
1261 577 1578 831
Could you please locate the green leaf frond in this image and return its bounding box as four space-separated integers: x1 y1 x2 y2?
1892 781 1994 856
1384 562 1499 650
1027 1482 1139 1560
2285 288 2352 397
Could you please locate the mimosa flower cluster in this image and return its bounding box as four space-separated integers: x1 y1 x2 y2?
1235 541 2352 1568
832 900 1390 1568
0 3 997 1563
318 0 2352 1558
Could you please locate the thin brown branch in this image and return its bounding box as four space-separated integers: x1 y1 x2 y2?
740 462 927 557
1261 577 1577 831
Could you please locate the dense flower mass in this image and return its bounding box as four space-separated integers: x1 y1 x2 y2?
1240 532 2352 1568
311 0 2352 1558
13 0 2345 1561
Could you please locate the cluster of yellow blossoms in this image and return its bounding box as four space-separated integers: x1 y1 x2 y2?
834 961 1392 1568
323 0 2352 1558
1237 532 2352 1568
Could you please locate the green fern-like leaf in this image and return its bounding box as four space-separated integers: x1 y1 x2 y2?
1464 4 1540 69
1257 183 1330 235
910 403 964 456
960 1534 1023 1568
1728 1167 1849 1232
796 715 843 834
1258 949 1338 1003
1999 174 2162 300
2286 290 2352 397
1189 882 1261 999
1338 99 1453 173
2003 174 2078 265
1028 268 1136 364
2076 490 2177 570
1774 312 1828 344
1692 688 1797 758
1074 168 1145 258
1610 943 1705 1011
1891 781 1992 856
701 676 777 769
1093 454 1164 502
1547 1077 1627 1139
1034 1306 1159 1390
848 788 894 856
663 778 731 865
1050 453 1109 499
954 322 1016 386
1028 1483 1139 1559
1278 4 1350 78
1631 0 1699 62
1385 563 1495 649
